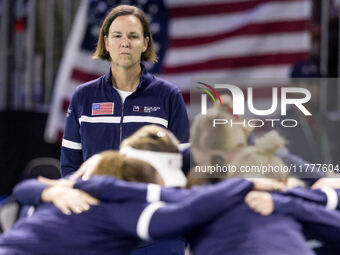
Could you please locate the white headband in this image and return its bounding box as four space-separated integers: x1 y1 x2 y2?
120 146 187 187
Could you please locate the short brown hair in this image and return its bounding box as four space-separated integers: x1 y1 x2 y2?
93 151 161 184
120 125 179 153
93 5 157 63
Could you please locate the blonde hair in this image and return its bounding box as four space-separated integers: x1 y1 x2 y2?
93 5 157 63
190 95 252 154
121 125 179 153
230 130 288 181
92 151 160 184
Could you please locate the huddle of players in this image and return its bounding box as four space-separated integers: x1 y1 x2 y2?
1 101 340 255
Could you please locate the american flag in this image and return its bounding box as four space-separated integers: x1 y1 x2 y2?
45 0 311 143
92 102 114 115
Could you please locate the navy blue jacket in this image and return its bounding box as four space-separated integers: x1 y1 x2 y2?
60 178 340 255
0 178 251 255
188 187 340 255
12 177 340 255
61 66 189 176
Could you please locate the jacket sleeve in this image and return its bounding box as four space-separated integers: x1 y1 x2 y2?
75 176 191 203
272 193 340 242
167 89 189 143
74 176 149 201
13 179 48 205
86 178 252 241
160 188 192 202
60 90 84 176
126 178 253 241
278 187 340 210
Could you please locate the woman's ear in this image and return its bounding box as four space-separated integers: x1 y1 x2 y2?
143 36 149 53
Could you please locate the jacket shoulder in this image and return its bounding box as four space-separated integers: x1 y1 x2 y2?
74 75 105 94
149 75 181 94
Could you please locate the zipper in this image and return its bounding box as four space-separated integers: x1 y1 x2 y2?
117 82 139 144
120 100 124 144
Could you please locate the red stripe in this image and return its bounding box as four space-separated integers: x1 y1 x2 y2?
14 20 25 32
182 92 190 103
169 0 304 18
57 129 64 145
61 98 70 113
162 52 308 74
71 69 102 83
170 20 309 48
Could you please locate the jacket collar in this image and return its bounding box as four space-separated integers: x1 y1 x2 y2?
104 63 153 94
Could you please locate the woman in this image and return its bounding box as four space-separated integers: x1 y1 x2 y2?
61 4 189 176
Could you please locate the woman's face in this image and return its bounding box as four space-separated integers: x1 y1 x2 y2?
104 15 149 69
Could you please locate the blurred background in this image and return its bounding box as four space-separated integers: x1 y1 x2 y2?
0 0 339 198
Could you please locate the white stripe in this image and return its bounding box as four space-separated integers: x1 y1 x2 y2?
320 187 338 210
62 138 82 150
178 143 190 150
79 115 121 124
165 33 310 66
27 206 35 217
147 184 161 202
170 2 311 38
73 51 109 76
159 66 292 90
166 0 249 7
136 202 165 241
123 116 168 128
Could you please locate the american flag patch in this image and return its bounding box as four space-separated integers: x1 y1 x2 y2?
91 102 114 115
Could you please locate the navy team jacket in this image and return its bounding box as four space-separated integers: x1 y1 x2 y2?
61 65 189 176
81 179 340 255
12 177 340 255
0 178 252 255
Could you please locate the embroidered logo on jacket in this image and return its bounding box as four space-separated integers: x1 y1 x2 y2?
92 103 114 115
133 106 160 113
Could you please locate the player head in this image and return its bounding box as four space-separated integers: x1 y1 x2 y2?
120 125 187 187
190 95 252 166
93 4 157 63
79 151 163 185
229 130 288 181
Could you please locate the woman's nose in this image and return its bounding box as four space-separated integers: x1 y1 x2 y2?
120 36 130 48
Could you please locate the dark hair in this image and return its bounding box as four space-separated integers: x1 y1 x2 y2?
93 5 157 63
93 151 161 184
